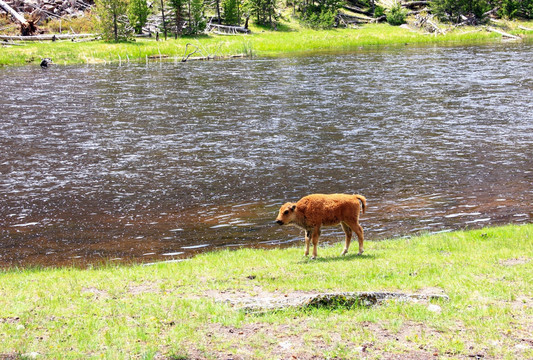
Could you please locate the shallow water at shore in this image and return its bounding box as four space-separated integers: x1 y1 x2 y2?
1 43 532 267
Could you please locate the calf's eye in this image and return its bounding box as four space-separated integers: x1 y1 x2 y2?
283 210 289 215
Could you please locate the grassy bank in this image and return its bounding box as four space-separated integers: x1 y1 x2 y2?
0 224 532 359
1 21 533 66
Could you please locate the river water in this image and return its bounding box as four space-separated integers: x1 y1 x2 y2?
1 43 532 267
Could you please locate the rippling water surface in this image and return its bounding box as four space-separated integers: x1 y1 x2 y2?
1 43 532 267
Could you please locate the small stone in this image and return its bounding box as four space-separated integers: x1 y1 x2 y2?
428 304 442 313
515 344 530 351
22 352 40 359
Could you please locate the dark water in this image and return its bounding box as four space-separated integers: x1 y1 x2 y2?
1 43 532 267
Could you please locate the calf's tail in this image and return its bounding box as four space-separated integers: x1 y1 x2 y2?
354 194 366 214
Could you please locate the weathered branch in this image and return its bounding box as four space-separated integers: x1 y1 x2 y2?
486 26 521 40
182 43 201 62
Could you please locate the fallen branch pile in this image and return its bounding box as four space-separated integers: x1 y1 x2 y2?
4 0 91 21
413 13 445 34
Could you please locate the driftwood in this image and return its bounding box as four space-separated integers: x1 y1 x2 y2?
206 23 250 35
343 4 373 16
370 14 387 23
223 291 449 313
402 1 429 9
0 33 97 41
338 13 371 25
518 25 533 31
486 26 521 40
483 7 499 18
181 43 200 62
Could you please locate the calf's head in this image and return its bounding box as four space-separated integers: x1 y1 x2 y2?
276 203 297 225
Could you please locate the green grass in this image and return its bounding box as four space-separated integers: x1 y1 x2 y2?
2 20 533 66
1 224 532 359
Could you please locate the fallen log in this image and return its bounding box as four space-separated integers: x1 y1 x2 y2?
0 33 97 41
370 14 387 23
343 4 373 16
518 25 533 31
222 291 450 313
402 1 429 9
486 26 521 40
338 13 371 24
206 23 250 35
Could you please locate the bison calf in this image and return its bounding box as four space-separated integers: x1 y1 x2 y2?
275 194 366 259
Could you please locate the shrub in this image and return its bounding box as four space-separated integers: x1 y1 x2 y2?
298 0 344 29
374 5 385 17
430 0 491 23
500 0 533 18
302 7 337 29
386 2 407 25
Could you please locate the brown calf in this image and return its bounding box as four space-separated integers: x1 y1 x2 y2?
275 193 366 259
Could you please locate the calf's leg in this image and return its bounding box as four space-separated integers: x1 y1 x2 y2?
345 219 364 255
304 230 311 257
311 228 321 259
340 222 352 256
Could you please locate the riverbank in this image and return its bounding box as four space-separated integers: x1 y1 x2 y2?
1 21 533 66
1 224 531 359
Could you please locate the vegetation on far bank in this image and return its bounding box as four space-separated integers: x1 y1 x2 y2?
0 224 532 359
1 19 532 67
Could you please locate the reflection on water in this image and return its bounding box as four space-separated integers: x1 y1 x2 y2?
1 43 532 267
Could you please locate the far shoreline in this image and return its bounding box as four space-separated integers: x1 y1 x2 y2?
1 22 533 67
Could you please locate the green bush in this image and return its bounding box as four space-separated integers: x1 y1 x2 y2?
303 7 337 29
374 5 385 17
499 0 533 18
386 3 407 25
298 0 344 29
430 0 491 23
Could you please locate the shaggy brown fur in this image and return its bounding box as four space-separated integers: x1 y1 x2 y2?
275 194 366 259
